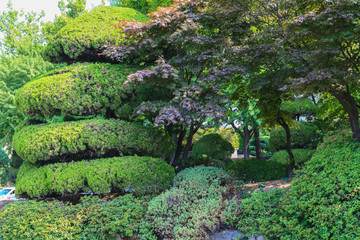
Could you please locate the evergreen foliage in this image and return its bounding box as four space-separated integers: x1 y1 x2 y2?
13 119 174 163
269 121 321 152
16 156 174 198
110 0 173 14
43 6 149 63
0 194 152 240
192 133 234 161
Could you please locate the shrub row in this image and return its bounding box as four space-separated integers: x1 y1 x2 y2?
269 121 321 152
0 194 152 240
15 156 175 198
227 149 314 182
140 166 239 240
264 129 360 239
13 119 174 163
15 63 139 118
43 6 149 63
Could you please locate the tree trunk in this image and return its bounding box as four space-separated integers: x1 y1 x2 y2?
182 123 201 159
332 89 360 141
170 127 187 166
243 127 254 159
277 116 295 178
254 127 262 159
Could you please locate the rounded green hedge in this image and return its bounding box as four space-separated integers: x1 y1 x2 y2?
0 194 152 240
264 129 360 239
269 121 321 152
43 6 149 63
15 156 175 198
15 63 139 118
13 118 174 163
192 133 234 161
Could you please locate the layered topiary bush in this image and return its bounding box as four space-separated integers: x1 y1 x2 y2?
0 194 152 240
16 156 175 198
192 133 234 161
15 63 138 118
140 166 239 240
262 129 360 239
43 6 149 63
269 121 321 152
13 119 173 163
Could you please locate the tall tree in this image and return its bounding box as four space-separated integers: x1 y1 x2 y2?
104 0 249 165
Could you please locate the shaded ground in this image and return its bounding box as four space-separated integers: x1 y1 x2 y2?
243 179 292 193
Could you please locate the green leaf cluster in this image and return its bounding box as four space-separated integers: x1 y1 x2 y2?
15 156 175 198
110 0 173 14
0 194 152 240
13 118 174 163
140 166 238 239
261 129 360 239
192 133 234 162
269 121 321 152
43 6 149 63
16 62 139 118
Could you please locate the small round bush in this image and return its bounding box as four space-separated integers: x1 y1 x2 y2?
0 194 152 240
269 121 321 152
264 129 360 239
192 133 234 161
140 166 237 240
43 6 149 63
269 148 314 166
16 156 175 198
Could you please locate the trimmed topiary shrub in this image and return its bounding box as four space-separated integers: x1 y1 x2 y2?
43 6 149 63
0 194 152 240
269 148 314 167
15 63 138 118
227 159 285 182
262 129 360 239
192 133 234 161
15 156 175 198
13 119 174 163
140 166 238 240
269 121 321 152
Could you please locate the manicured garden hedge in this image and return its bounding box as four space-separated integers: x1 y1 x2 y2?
43 6 149 63
15 63 139 118
264 129 360 239
0 194 152 240
269 121 321 152
15 156 175 198
13 118 174 163
192 133 234 161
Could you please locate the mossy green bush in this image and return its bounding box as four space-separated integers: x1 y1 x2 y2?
192 133 234 161
13 119 173 163
15 63 138 118
140 166 238 240
261 129 360 239
15 156 174 198
269 121 321 152
269 148 314 166
0 194 152 240
43 6 149 63
227 158 285 182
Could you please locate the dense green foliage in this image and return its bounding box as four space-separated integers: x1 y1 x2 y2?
269 121 321 152
263 129 360 239
16 63 138 118
110 0 173 14
13 118 173 163
280 99 318 120
43 6 149 62
269 149 314 167
140 166 238 239
0 194 152 240
192 133 234 161
228 149 314 182
15 156 174 198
